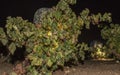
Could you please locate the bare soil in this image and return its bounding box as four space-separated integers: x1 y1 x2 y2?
0 59 13 75
0 59 120 75
53 60 120 75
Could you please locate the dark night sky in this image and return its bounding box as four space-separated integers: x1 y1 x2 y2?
0 0 120 43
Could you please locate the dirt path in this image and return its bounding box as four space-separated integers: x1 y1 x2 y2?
0 59 120 75
0 60 13 75
53 60 120 75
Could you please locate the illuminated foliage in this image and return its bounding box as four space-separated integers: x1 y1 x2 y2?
0 0 112 75
101 24 120 59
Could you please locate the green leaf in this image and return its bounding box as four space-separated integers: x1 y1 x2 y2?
10 72 17 75
8 43 16 55
45 72 52 75
33 69 39 75
64 0 76 5
54 11 62 20
47 59 53 67
1 39 8 46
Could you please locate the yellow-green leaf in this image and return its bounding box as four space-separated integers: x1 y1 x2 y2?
47 59 53 67
1 39 8 46
8 43 16 55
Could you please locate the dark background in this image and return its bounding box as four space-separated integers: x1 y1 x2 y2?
0 0 120 43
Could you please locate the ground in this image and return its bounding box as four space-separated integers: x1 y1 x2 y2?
53 60 120 75
0 59 120 75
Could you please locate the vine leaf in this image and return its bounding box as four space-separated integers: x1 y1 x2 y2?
1 39 8 46
47 59 53 67
8 43 16 55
